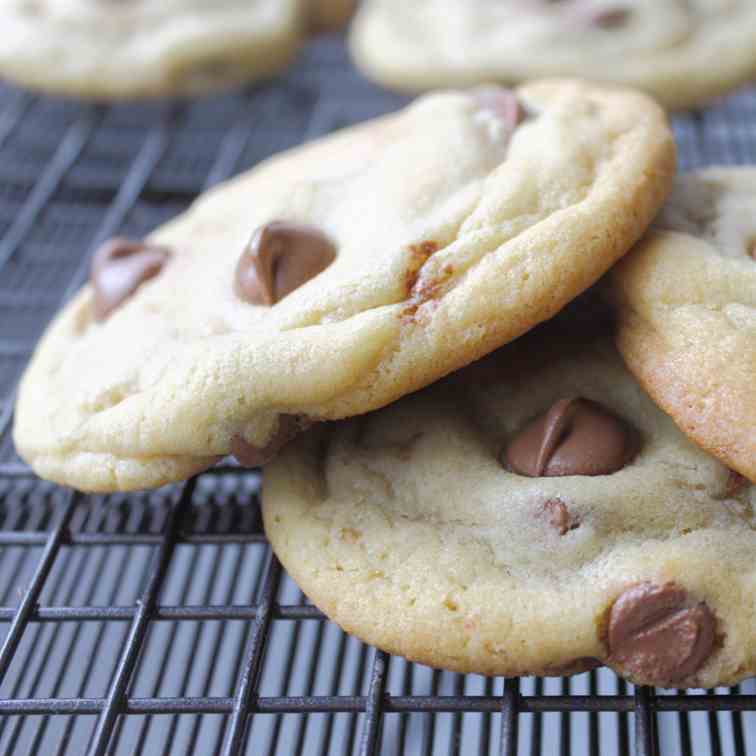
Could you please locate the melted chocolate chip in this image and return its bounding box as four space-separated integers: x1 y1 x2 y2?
231 415 310 468
234 221 336 306
607 583 716 685
91 238 171 322
503 398 639 477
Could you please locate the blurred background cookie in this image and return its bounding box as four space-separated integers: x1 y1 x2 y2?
350 0 756 109
0 0 306 98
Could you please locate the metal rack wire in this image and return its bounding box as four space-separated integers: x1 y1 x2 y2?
0 36 754 756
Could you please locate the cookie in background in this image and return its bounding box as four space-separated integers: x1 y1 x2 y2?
0 0 350 99
350 0 756 109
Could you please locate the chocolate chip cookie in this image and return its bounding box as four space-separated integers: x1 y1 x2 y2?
609 168 756 483
0 0 305 98
14 81 674 491
350 0 756 109
262 313 755 686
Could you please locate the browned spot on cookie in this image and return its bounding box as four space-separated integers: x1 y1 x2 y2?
726 470 749 497
606 582 717 685
402 245 453 324
340 527 362 544
411 263 455 301
538 498 579 536
403 241 439 295
399 303 420 323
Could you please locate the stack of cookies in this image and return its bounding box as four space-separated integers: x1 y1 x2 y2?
13 80 755 689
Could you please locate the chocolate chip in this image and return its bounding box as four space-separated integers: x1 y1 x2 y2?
91 238 171 322
503 398 639 477
234 221 336 306
607 583 716 685
539 498 579 535
231 415 310 468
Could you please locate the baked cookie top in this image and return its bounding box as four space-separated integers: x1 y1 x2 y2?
13 80 674 492
0 0 304 98
262 311 756 687
609 168 756 483
350 0 756 109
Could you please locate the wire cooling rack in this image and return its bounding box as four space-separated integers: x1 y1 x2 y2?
0 35 754 756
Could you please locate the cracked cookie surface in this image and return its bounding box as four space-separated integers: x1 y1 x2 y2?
0 0 305 98
350 0 756 109
263 312 756 686
14 80 674 491
609 168 756 483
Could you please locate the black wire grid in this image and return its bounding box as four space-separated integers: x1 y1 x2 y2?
0 36 754 756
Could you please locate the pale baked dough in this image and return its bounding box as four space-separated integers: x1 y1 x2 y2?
262 317 756 686
13 81 675 491
609 168 756 483
350 0 756 109
0 0 304 98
